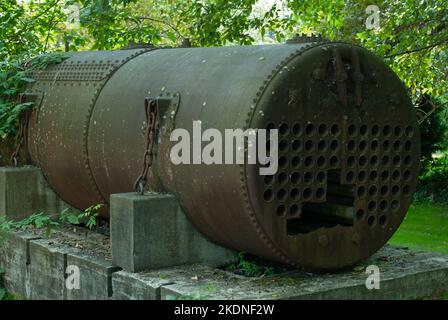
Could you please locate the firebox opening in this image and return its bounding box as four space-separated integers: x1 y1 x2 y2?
287 170 355 235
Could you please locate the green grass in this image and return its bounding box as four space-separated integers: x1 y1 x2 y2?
388 202 448 254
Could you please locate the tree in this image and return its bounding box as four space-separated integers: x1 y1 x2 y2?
419 95 448 161
1 0 447 148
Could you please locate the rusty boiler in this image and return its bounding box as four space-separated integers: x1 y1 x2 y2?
23 39 420 270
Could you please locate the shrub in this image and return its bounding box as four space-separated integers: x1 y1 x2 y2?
0 53 67 140
414 154 448 204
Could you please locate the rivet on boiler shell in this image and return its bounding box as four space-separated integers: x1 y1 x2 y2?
318 235 328 247
352 233 360 245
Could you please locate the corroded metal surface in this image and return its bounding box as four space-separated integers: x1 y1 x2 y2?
26 49 153 211
25 41 420 270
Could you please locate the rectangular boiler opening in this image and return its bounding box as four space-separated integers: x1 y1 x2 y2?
287 170 355 235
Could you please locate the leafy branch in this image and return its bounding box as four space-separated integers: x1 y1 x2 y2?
385 37 448 58
133 16 186 40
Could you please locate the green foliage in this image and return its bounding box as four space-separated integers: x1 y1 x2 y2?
71 0 283 48
59 204 102 230
59 208 81 225
0 53 66 139
418 95 448 161
0 203 102 240
415 155 448 204
0 0 67 58
421 155 448 181
0 219 15 233
2 1 448 89
0 0 447 148
227 252 274 277
0 0 67 139
0 60 35 139
1 0 447 97
174 0 278 46
0 267 6 300
284 0 448 100
201 283 217 293
0 212 59 237
80 204 101 230
72 0 158 50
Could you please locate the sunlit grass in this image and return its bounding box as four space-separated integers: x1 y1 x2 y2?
388 202 448 254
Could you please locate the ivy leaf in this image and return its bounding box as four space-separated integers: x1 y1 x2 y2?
20 77 35 83
167 31 177 42
67 215 81 225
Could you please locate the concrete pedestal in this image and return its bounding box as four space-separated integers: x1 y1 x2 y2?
110 193 238 272
2 230 448 300
0 166 69 220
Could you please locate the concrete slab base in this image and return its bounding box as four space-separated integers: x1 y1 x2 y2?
111 270 173 300
157 246 448 300
0 231 39 298
28 239 71 300
110 192 238 272
66 252 121 300
1 230 448 300
0 227 118 300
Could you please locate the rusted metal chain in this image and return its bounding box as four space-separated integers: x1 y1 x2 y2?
10 103 31 167
134 97 159 195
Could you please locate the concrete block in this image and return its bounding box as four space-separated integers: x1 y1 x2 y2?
0 137 14 167
28 239 72 300
111 192 237 272
65 252 121 300
0 166 69 220
0 231 40 298
111 270 173 300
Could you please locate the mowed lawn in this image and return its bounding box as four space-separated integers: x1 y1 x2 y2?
388 202 448 254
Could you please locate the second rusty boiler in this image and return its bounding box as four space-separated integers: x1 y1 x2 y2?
25 39 420 270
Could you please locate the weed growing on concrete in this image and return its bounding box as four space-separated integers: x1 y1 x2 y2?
201 283 217 293
0 212 58 237
0 203 103 240
226 252 274 277
59 204 102 230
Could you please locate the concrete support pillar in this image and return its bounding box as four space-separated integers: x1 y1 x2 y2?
111 193 238 272
0 166 69 220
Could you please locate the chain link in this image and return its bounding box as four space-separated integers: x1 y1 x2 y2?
134 97 159 195
10 104 31 167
